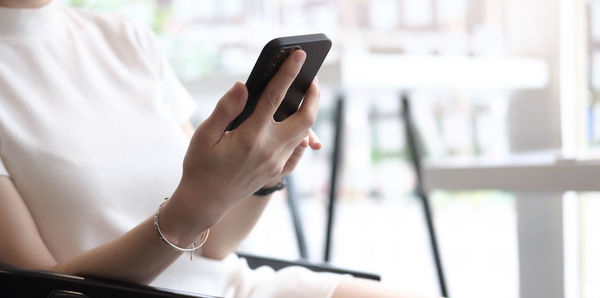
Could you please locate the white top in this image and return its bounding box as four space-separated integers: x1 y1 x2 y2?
0 3 344 297
0 0 195 258
0 0 203 287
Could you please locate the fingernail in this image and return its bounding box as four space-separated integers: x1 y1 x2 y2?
295 50 306 63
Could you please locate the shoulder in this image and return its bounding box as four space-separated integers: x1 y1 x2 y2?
60 6 159 57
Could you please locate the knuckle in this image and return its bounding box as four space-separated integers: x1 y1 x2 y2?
213 101 232 119
192 124 213 143
300 114 316 128
194 130 210 144
263 88 283 108
283 67 298 81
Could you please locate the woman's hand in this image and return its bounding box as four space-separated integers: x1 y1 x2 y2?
261 128 321 188
161 50 320 244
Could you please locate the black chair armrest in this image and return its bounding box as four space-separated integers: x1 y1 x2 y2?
0 263 218 298
236 252 381 281
1 253 381 298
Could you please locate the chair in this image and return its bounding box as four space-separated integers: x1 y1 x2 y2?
238 252 380 281
0 254 379 297
321 95 448 296
0 262 213 298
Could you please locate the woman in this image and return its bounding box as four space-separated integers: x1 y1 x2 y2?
0 1 429 297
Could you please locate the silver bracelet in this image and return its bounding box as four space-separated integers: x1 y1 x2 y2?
153 198 209 261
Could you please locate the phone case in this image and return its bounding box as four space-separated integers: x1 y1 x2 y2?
226 33 332 131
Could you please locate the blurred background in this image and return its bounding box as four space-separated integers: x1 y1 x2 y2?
61 0 600 297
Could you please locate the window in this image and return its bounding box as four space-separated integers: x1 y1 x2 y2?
65 1 586 297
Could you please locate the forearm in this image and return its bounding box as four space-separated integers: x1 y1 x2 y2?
51 217 177 284
201 193 273 260
50 197 210 284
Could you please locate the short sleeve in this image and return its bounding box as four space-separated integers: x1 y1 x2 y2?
129 20 197 124
0 156 8 176
159 53 197 124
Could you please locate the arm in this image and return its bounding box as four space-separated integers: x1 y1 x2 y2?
0 175 192 284
0 50 318 284
200 189 273 260
179 84 322 260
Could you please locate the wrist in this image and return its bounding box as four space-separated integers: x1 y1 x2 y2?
160 186 217 246
254 178 286 196
154 199 210 254
263 175 285 189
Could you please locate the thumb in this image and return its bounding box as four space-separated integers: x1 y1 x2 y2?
202 81 247 143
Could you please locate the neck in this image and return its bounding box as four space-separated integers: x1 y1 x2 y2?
0 0 51 8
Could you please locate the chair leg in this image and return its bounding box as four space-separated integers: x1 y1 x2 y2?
285 174 308 259
401 94 449 297
324 95 344 263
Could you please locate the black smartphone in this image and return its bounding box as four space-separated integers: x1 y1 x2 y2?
225 33 332 131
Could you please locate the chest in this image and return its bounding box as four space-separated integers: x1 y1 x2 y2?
0 18 191 260
0 36 189 209
1 37 178 160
